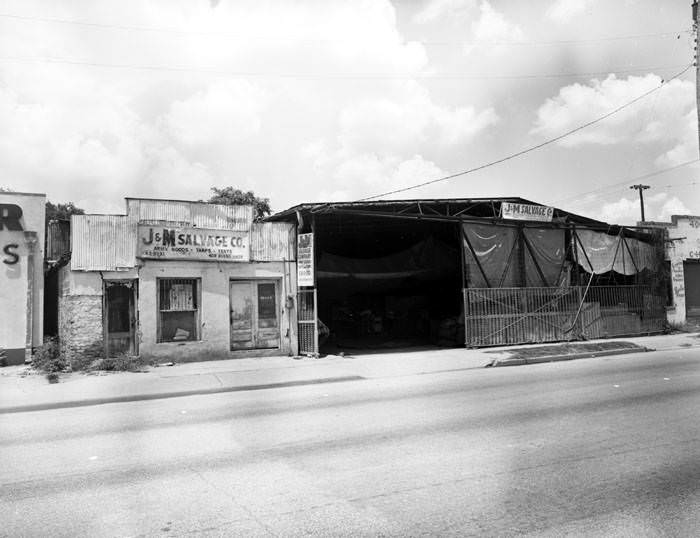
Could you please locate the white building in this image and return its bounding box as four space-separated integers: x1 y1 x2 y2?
59 198 298 367
0 192 45 365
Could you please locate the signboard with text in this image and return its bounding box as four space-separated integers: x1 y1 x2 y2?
297 233 314 287
501 202 554 222
138 226 249 262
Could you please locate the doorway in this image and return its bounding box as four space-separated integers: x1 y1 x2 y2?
684 260 700 317
230 280 280 350
104 280 138 357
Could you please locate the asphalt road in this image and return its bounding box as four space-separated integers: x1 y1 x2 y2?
2 348 700 537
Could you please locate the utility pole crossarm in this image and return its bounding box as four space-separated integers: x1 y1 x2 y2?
630 184 650 222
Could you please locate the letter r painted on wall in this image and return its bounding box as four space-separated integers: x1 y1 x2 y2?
0 204 23 231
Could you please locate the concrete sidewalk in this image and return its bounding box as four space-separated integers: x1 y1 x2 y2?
1 331 698 414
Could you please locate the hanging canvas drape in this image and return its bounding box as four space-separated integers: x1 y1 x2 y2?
575 229 658 275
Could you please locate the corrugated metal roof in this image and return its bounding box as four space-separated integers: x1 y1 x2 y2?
71 215 137 271
127 199 253 231
251 222 296 262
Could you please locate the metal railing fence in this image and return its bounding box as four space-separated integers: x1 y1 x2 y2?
464 285 665 347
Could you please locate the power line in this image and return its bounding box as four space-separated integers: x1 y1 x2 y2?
0 12 691 47
551 158 699 205
356 62 695 202
0 55 688 81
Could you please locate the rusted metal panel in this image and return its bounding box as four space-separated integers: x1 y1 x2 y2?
250 222 296 261
71 215 137 271
191 203 253 231
45 220 71 262
127 198 253 231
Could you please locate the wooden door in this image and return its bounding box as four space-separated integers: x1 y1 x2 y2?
105 281 137 357
254 281 280 349
230 281 255 349
230 280 280 350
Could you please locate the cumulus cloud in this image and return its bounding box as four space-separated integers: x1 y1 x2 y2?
532 74 695 159
546 0 595 23
311 152 447 202
163 81 265 150
302 80 498 201
0 0 437 212
413 0 476 24
472 1 525 43
338 81 498 155
595 192 690 224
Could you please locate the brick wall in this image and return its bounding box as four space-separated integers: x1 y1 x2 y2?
58 294 103 370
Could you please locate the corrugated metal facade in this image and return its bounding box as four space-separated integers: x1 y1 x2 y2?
127 199 253 231
70 200 291 268
71 215 137 271
250 222 296 262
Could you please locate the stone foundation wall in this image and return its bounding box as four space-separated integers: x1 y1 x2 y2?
58 294 103 370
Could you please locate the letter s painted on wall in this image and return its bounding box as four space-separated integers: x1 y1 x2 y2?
2 243 19 265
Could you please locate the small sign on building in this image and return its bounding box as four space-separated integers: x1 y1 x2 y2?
501 202 554 222
297 233 314 287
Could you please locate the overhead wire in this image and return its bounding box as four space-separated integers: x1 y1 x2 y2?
355 62 695 202
551 160 700 206
0 11 691 47
0 55 686 81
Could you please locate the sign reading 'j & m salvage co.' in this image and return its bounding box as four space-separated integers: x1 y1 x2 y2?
138 226 250 262
501 202 554 223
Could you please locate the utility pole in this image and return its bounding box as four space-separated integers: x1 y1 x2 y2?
630 184 650 222
694 1 700 156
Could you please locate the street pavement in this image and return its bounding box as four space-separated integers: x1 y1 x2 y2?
1 331 699 414
2 345 700 536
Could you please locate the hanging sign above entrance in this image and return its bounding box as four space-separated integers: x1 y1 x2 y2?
297 233 314 287
501 202 554 222
138 226 249 261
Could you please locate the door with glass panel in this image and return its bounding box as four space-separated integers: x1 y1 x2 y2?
229 280 280 350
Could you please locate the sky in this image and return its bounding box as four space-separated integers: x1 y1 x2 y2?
0 0 698 224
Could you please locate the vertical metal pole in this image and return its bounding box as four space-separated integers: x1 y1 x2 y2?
458 221 468 346
24 233 36 363
694 0 700 157
311 214 319 355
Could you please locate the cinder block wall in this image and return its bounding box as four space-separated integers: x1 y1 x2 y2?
57 267 103 369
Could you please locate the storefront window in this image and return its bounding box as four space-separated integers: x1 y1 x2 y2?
157 278 200 342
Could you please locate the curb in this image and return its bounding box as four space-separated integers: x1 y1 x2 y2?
491 346 651 367
0 375 365 415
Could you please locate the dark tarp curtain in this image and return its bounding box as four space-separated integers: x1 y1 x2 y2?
463 223 518 287
462 223 565 288
523 228 567 286
317 237 456 280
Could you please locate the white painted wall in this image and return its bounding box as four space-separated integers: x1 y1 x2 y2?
137 259 298 361
665 216 700 325
0 192 45 360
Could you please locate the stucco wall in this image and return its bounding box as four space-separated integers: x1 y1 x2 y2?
0 192 45 364
57 268 139 368
664 216 700 325
137 259 298 362
57 267 103 369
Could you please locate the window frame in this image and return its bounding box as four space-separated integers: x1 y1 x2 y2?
156 277 202 343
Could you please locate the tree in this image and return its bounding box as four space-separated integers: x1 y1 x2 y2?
46 201 85 222
208 187 271 220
